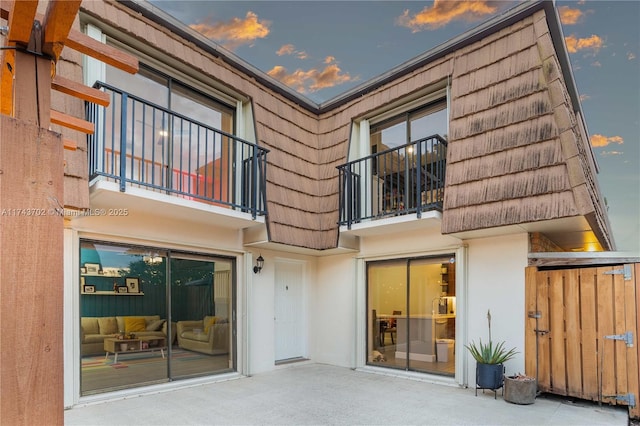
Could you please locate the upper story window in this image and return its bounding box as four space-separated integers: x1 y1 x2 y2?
338 85 449 228
106 64 235 136
83 23 267 217
370 100 448 155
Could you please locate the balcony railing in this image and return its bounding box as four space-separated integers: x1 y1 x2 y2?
86 82 268 218
337 135 447 228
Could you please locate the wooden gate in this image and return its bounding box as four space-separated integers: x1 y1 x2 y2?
525 263 640 419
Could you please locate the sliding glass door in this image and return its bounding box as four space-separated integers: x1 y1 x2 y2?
170 254 233 379
79 240 234 395
367 255 456 376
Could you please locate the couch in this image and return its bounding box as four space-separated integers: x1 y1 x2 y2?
81 315 175 356
176 316 229 355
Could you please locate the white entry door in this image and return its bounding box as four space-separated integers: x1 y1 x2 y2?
274 260 305 361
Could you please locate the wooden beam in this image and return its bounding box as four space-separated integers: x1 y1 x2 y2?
42 0 82 61
5 0 38 45
65 29 139 74
0 0 39 116
63 137 77 151
52 75 110 106
50 109 94 134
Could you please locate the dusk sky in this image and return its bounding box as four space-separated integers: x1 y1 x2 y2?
151 0 639 252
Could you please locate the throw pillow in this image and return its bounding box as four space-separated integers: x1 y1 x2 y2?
204 316 217 334
146 319 165 331
124 317 147 332
97 317 118 335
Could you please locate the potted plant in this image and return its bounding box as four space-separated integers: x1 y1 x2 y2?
504 373 537 404
465 310 518 392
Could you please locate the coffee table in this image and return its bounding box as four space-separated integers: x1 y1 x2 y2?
104 336 167 363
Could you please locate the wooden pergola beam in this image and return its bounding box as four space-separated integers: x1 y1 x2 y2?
42 0 82 62
52 75 110 106
0 0 38 115
4 0 37 44
65 29 139 74
50 109 94 134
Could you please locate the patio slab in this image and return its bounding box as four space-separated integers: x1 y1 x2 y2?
65 363 628 425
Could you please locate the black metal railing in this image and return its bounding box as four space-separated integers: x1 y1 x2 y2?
86 82 268 219
337 135 447 228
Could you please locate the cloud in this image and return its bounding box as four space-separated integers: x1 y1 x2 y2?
579 93 590 102
396 0 498 32
276 44 308 60
591 134 624 148
558 6 584 25
189 11 270 50
600 151 624 156
267 58 356 94
565 34 603 54
628 52 637 60
276 44 295 56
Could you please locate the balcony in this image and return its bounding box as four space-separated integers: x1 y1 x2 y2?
86 82 268 220
337 135 446 230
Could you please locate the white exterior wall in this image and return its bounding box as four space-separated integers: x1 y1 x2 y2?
313 254 358 367
64 201 530 406
308 226 529 388
247 250 317 374
465 233 529 383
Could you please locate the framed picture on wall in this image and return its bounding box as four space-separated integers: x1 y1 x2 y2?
83 284 95 293
125 277 140 294
84 263 100 274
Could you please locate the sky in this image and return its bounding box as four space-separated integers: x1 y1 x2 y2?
150 0 640 252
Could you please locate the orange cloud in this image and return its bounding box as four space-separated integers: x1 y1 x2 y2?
558 6 584 25
189 11 270 50
267 58 355 94
590 134 624 148
565 34 603 54
276 44 308 60
396 0 498 32
276 44 295 56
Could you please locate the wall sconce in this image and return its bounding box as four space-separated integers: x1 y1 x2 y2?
253 255 264 274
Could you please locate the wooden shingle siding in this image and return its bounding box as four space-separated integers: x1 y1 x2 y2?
444 192 579 231
440 9 605 237
71 3 610 250
446 165 571 208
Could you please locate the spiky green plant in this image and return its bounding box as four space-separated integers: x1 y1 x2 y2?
465 309 518 364
465 338 518 364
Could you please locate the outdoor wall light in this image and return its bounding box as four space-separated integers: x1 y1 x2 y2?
253 255 264 274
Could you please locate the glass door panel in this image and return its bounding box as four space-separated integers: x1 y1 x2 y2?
80 242 169 395
367 259 406 369
407 257 454 375
366 255 456 376
170 254 233 379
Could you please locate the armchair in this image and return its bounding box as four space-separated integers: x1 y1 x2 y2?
176 316 229 355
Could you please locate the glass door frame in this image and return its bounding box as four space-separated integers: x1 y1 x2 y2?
362 249 463 381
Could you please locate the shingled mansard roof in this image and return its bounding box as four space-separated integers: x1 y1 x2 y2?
80 0 613 252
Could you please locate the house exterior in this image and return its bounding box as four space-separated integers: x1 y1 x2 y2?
41 0 614 407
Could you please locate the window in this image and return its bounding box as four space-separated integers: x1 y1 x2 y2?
367 255 456 375
370 100 448 154
84 24 267 216
338 93 448 225
79 240 235 395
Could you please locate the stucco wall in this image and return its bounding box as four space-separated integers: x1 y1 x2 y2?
465 234 529 383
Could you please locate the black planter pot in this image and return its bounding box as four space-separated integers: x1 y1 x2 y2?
476 363 504 395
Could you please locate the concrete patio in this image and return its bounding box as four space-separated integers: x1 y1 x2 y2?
65 363 628 425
